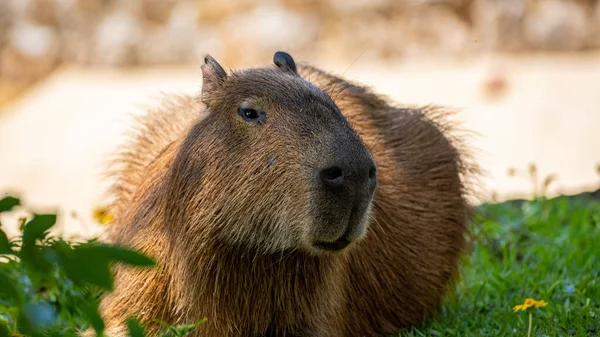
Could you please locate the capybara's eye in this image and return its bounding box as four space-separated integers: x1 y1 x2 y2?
238 107 266 124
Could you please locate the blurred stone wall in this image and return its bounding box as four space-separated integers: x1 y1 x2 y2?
1 0 600 106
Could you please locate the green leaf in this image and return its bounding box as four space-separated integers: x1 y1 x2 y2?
126 318 146 337
155 319 206 337
0 196 20 213
63 245 114 291
0 230 13 255
0 323 9 337
22 214 56 244
92 245 156 267
173 319 207 336
0 267 21 305
53 242 154 291
19 214 57 274
79 299 104 335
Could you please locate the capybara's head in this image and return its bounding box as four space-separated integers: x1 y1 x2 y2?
168 51 377 255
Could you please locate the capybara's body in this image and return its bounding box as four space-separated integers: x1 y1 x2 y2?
99 52 478 337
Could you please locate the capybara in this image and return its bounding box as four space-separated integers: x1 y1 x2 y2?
98 51 479 336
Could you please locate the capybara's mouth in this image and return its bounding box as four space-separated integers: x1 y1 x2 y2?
313 237 351 252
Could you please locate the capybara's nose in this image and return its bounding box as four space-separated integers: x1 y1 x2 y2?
319 166 345 188
319 158 377 191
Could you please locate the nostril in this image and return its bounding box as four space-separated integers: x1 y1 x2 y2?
369 166 377 180
320 166 344 187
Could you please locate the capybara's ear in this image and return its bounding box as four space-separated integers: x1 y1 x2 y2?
273 51 297 75
201 54 227 106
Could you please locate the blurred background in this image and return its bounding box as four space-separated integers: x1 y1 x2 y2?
1 0 599 238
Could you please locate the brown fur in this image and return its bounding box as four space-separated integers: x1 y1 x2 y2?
97 55 480 337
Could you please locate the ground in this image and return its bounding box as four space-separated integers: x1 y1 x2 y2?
401 192 600 336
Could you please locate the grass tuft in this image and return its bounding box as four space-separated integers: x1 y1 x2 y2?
400 193 600 336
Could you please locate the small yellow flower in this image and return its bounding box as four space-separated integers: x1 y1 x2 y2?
10 333 26 337
513 298 548 312
514 298 548 337
92 205 115 225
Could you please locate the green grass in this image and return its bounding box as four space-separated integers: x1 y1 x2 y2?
401 193 600 336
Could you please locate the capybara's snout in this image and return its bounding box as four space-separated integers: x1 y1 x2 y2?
308 134 377 253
